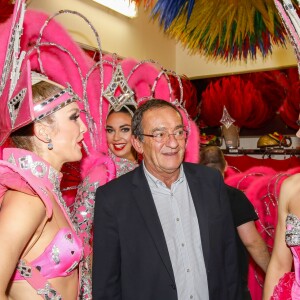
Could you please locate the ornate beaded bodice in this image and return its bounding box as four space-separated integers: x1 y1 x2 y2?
286 213 300 247
285 213 300 293
108 150 139 177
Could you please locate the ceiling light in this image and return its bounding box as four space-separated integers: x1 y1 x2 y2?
93 0 138 18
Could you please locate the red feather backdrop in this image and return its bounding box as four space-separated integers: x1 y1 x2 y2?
0 0 14 24
197 68 299 130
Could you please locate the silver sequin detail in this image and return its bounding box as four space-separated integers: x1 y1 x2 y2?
13 153 75 231
39 187 49 196
51 245 60 264
72 176 98 241
31 161 47 178
47 165 74 226
19 155 33 169
286 214 300 246
19 155 48 178
0 1 25 98
37 282 62 300
8 88 27 128
7 153 17 165
48 166 59 186
79 254 93 300
65 261 79 274
0 26 15 96
103 64 136 112
71 176 98 299
34 86 79 121
109 150 138 178
17 259 32 278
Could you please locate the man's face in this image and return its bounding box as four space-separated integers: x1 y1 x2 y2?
133 106 186 181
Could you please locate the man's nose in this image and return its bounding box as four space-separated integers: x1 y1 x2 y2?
165 133 179 147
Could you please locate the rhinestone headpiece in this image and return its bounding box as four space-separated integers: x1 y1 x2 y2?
0 0 30 146
101 54 190 125
103 64 137 116
33 84 79 121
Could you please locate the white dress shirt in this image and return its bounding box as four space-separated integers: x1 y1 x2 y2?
144 164 209 300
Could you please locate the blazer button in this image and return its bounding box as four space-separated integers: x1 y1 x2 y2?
170 284 176 290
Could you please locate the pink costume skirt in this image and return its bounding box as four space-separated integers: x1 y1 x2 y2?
271 272 300 300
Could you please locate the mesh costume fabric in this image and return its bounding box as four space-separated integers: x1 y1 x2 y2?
271 214 300 299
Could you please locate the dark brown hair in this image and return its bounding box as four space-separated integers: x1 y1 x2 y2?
107 105 136 118
132 99 182 141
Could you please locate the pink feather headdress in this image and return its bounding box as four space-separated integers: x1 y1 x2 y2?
0 1 79 148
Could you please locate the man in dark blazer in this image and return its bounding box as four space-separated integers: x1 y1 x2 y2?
93 99 242 300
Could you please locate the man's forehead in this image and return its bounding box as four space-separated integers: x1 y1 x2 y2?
143 109 183 129
144 106 181 119
151 124 184 131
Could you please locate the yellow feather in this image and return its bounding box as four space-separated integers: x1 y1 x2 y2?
157 0 284 59
251 0 272 32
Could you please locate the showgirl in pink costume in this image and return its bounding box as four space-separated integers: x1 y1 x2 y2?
16 9 113 299
0 1 87 298
263 0 300 298
225 162 300 300
263 166 300 298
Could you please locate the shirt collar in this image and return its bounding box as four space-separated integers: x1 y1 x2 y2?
143 161 184 188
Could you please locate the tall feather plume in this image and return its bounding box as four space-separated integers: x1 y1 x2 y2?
151 0 195 30
139 0 290 61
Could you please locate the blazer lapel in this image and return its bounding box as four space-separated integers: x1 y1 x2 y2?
132 166 176 284
183 164 210 268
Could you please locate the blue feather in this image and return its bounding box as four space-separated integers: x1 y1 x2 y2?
151 0 195 31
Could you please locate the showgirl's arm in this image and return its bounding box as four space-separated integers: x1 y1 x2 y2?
0 191 46 298
263 175 299 299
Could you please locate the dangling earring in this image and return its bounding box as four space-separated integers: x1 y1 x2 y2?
47 138 53 150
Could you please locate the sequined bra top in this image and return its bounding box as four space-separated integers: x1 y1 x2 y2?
12 228 83 280
0 148 83 280
286 213 300 247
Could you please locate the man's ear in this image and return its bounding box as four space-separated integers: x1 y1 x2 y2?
33 122 50 143
131 136 144 154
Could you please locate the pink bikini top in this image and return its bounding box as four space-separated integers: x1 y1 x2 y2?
12 228 83 280
0 148 84 281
